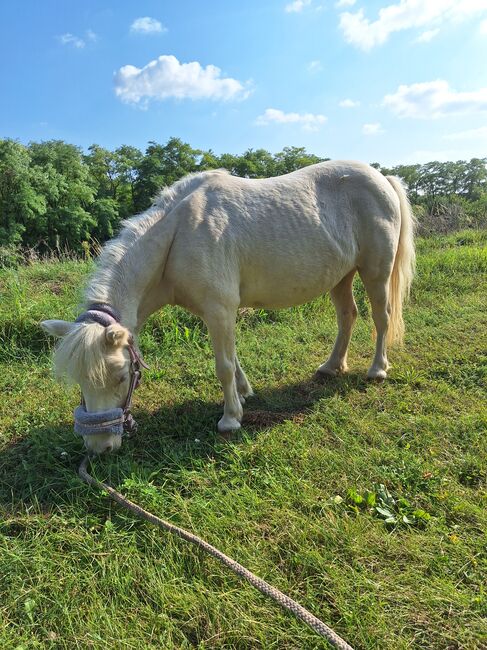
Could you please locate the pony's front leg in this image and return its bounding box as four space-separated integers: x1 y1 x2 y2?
205 306 243 432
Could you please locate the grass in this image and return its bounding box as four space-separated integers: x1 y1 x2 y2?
0 230 486 649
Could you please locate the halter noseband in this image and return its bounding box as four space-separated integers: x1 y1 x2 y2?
73 304 148 438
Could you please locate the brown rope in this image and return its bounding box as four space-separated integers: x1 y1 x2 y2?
79 455 354 650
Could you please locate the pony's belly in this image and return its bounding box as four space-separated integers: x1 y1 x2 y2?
239 268 344 309
242 291 324 309
237 226 356 309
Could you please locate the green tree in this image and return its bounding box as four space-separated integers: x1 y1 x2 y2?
217 153 240 175
29 140 95 250
197 149 220 171
462 158 487 200
85 144 119 200
0 139 46 245
114 145 143 218
134 138 201 211
85 144 143 221
90 197 119 241
232 148 277 178
273 146 326 175
390 165 422 202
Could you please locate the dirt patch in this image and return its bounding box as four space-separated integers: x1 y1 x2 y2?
43 281 63 295
243 409 308 429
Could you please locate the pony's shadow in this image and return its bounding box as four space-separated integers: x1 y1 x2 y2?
0 372 368 513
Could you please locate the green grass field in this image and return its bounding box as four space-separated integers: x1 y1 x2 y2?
1 230 486 649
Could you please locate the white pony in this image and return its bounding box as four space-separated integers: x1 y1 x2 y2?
42 161 415 454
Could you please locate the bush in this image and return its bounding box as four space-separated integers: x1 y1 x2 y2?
0 245 22 269
415 196 487 236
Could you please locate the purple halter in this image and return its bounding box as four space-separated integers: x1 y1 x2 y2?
74 304 148 437
75 303 121 328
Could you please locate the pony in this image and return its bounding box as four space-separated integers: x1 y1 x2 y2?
41 161 415 454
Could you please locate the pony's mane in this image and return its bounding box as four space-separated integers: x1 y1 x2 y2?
84 169 230 305
54 323 109 387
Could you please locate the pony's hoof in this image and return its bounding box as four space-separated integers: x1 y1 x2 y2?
314 364 347 380
218 417 241 433
367 368 387 381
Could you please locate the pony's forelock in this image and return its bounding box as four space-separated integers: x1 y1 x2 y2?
53 323 108 387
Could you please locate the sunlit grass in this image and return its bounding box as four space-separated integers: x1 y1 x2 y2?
0 230 486 649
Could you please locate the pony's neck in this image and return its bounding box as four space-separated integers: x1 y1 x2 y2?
84 208 172 334
83 170 217 333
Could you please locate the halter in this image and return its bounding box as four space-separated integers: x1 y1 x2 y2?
73 304 148 438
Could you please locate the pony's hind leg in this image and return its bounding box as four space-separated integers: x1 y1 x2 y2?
359 271 391 380
317 269 357 377
205 305 243 432
235 355 253 404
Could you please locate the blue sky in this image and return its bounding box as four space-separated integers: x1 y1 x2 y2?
1 0 487 166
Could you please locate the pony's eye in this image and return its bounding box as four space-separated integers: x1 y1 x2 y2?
119 375 128 384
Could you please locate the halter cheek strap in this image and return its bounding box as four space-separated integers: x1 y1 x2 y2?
121 344 149 432
74 304 148 437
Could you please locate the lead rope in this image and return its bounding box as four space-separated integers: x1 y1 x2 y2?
79 455 354 649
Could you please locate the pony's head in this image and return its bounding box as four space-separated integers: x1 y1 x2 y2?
41 319 135 454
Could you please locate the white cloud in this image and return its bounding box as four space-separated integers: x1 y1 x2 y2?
59 33 85 49
335 0 356 7
130 17 166 34
339 0 487 51
255 108 327 131
285 0 311 13
383 80 487 118
58 30 97 48
415 28 439 42
339 98 360 108
363 122 384 135
480 18 487 33
114 55 250 105
443 126 487 141
308 60 323 72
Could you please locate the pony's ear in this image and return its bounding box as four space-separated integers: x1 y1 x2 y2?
40 320 78 338
105 324 130 348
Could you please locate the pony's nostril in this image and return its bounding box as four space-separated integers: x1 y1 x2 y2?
104 443 113 453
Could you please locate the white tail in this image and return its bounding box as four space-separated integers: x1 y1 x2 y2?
386 176 416 345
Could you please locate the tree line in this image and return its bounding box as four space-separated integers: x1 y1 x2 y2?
1 137 486 254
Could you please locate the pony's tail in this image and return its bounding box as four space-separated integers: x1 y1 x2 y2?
385 176 417 345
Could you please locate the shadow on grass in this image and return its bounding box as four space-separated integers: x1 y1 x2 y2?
0 372 368 513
